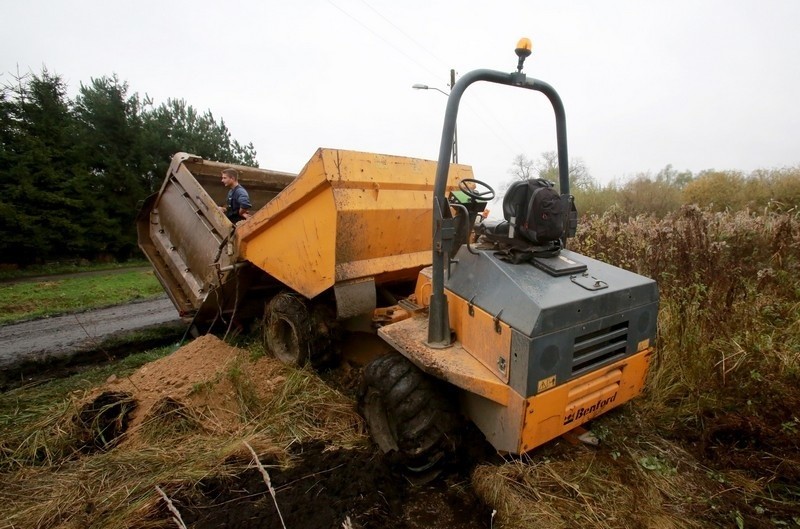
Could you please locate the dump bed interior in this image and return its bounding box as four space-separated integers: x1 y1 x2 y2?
137 153 296 316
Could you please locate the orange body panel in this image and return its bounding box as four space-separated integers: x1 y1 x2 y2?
462 348 653 454
518 348 652 452
413 267 511 383
237 149 473 299
448 295 512 384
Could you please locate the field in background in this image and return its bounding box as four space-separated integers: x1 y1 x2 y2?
0 268 163 325
0 207 798 528
475 207 800 528
0 259 149 281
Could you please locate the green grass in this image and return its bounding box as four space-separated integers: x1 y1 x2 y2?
0 259 148 281
0 269 165 324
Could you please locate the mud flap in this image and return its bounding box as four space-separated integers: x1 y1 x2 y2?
334 278 376 319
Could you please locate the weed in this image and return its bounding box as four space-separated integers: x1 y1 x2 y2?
226 359 261 420
638 455 677 476
731 510 745 529
780 417 799 435
189 379 217 397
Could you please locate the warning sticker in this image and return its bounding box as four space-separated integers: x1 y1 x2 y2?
537 375 557 393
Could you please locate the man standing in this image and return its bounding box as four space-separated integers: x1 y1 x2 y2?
219 168 252 223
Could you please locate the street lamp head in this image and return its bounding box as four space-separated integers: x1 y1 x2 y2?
412 84 450 97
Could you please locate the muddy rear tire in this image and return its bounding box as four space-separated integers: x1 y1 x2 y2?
359 352 460 474
264 292 337 368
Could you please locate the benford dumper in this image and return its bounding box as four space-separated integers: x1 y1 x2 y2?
138 38 658 477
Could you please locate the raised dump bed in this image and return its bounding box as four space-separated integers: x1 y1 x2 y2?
138 148 473 324
137 153 296 318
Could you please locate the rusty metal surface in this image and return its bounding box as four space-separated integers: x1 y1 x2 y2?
378 314 510 406
137 153 296 316
237 148 474 300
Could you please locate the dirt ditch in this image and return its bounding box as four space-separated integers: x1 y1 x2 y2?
69 334 494 528
171 442 490 529
15 332 799 528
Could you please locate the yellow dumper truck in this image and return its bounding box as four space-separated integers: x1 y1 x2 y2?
138 148 474 365
138 39 658 474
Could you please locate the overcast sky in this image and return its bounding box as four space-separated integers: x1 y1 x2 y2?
3 1 799 190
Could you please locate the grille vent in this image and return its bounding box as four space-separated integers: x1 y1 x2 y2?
572 322 628 375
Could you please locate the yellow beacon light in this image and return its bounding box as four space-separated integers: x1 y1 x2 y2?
515 37 533 72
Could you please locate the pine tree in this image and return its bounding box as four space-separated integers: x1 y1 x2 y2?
0 67 259 265
74 75 147 258
140 98 257 183
0 70 86 264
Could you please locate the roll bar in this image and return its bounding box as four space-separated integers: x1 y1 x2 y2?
427 68 570 347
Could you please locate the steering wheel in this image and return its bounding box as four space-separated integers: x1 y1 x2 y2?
459 178 496 201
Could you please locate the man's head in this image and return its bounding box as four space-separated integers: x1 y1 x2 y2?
221 168 239 188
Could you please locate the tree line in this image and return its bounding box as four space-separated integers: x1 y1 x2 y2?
4 66 796 267
509 152 800 218
0 69 257 266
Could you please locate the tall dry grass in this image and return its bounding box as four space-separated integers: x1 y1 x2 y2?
0 348 366 528
475 207 800 529
571 206 800 414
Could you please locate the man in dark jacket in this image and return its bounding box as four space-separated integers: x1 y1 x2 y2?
219 168 252 223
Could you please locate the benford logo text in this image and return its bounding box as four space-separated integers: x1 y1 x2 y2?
563 393 617 426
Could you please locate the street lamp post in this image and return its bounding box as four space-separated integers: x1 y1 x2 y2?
412 69 458 163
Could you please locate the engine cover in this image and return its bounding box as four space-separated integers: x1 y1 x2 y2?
446 247 658 398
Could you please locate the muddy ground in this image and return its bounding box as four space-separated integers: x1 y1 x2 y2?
5 330 800 528
71 334 499 529
174 443 492 529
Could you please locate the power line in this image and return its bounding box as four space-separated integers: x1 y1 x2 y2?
358 0 451 72
326 0 526 161
326 0 443 81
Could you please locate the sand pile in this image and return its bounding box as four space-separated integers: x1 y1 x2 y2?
77 334 287 446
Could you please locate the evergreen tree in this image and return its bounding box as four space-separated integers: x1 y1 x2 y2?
0 70 85 264
140 98 257 187
74 75 147 258
0 68 259 265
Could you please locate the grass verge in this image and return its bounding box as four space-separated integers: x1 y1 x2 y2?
0 338 366 528
0 259 148 281
0 269 164 324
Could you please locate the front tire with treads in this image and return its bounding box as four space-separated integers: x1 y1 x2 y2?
359 352 461 474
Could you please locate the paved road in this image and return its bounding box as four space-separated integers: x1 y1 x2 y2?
0 297 183 371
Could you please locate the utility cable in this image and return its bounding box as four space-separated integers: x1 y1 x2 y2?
326 0 444 82
328 0 529 163
358 0 450 71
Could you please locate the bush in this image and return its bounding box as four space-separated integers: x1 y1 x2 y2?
571 207 800 410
